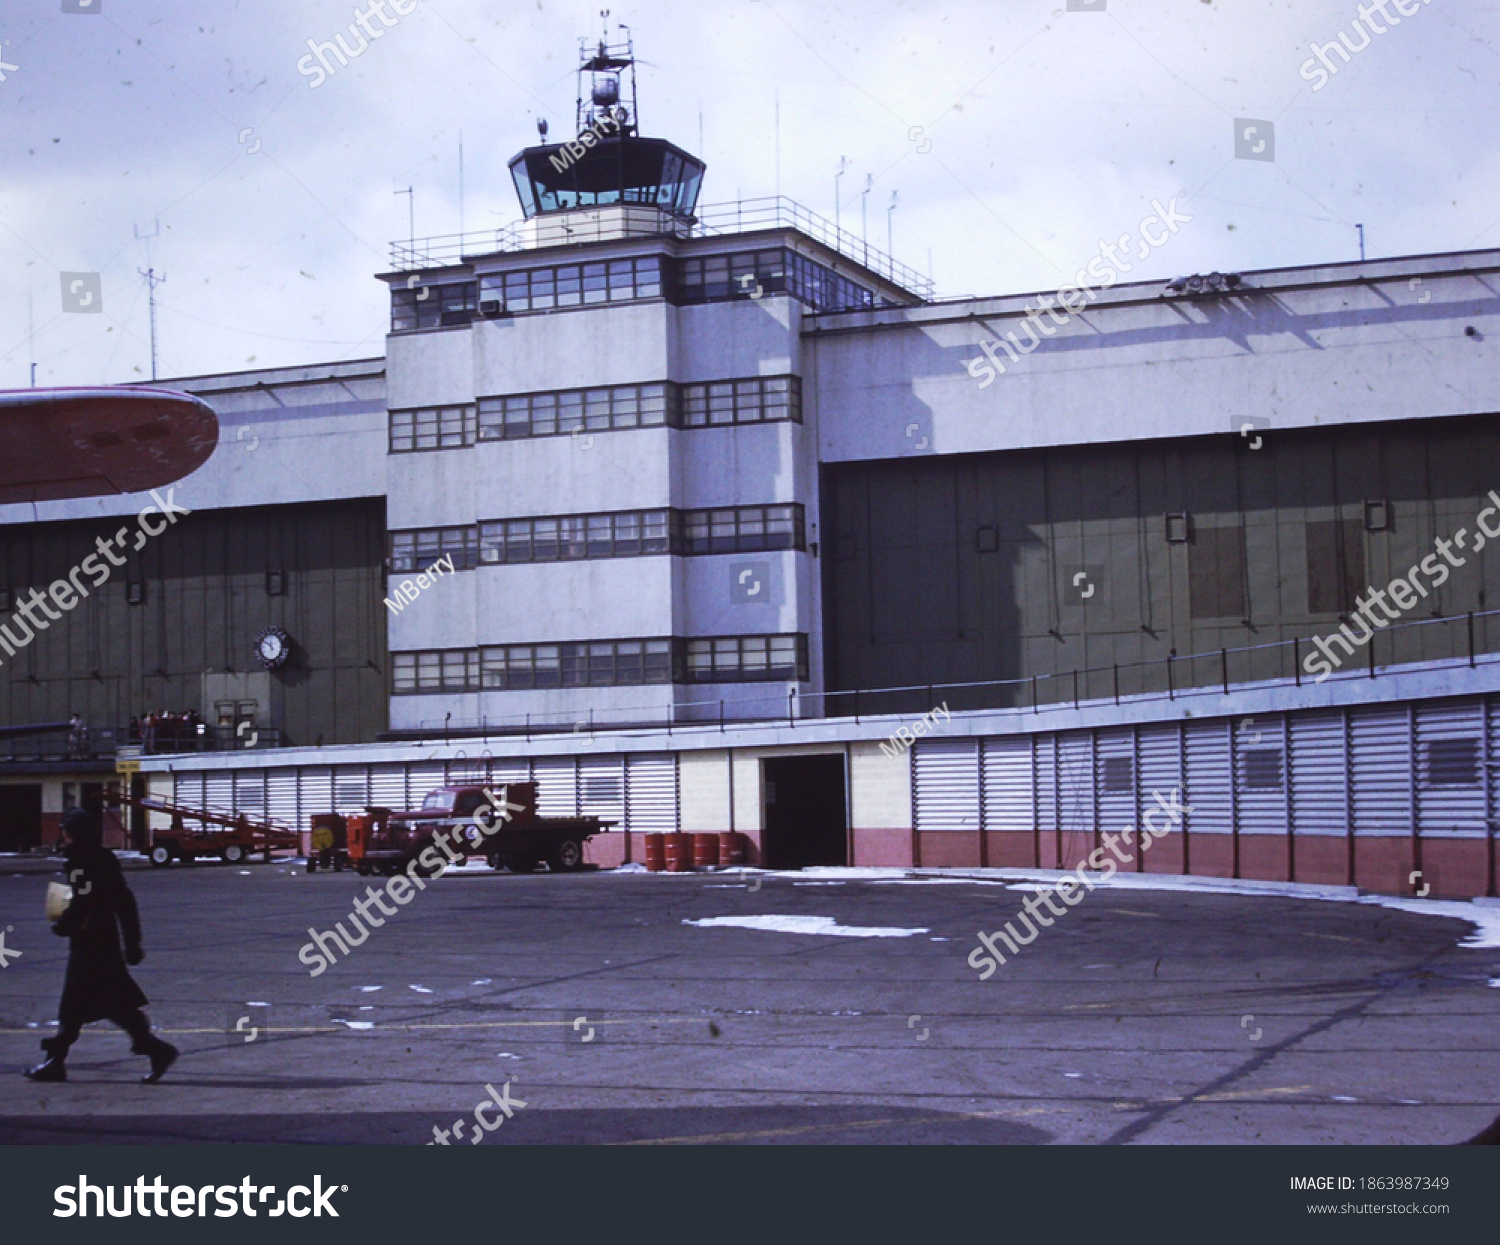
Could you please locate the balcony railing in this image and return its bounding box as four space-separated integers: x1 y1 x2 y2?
389 195 934 300
0 724 284 763
396 607 1500 743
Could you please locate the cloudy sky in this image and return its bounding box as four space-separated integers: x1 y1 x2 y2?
1 0 1496 387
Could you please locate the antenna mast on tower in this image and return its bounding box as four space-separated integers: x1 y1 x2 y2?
135 221 166 382
577 10 638 138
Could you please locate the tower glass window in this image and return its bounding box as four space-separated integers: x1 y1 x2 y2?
508 137 706 218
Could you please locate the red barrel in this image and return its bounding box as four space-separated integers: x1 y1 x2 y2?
718 831 745 867
692 833 720 868
643 835 666 872
664 833 693 872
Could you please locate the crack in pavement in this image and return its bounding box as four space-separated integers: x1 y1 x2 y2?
1101 950 1452 1145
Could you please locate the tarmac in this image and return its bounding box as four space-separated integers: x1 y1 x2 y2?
1 853 1497 1145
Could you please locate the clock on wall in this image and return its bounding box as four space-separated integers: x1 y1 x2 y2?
254 626 291 670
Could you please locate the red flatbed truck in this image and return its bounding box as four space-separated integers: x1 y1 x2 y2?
344 782 612 875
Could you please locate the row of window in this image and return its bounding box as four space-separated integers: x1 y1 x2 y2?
475 257 664 316
1098 738 1481 793
675 249 885 314
388 376 801 451
392 634 809 693
391 248 894 331
389 505 806 571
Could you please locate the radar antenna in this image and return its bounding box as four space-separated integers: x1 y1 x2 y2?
577 11 638 138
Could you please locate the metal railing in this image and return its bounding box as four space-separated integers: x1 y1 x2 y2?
0 724 284 763
15 610 1485 762
691 197 934 297
389 195 934 299
402 608 1500 744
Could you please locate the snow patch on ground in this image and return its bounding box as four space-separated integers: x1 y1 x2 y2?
683 914 929 939
1359 896 1500 950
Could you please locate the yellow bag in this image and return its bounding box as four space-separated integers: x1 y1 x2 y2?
45 881 73 922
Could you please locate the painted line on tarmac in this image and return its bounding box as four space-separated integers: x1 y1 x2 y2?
1110 1085 1315 1109
0 1017 705 1037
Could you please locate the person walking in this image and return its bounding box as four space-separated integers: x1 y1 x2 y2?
24 807 178 1084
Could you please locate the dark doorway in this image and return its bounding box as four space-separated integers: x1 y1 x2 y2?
128 775 148 850
0 784 43 853
761 755 847 870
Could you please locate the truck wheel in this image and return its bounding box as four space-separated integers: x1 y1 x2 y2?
306 858 318 873
486 853 503 871
223 844 246 865
333 855 345 873
506 854 539 873
550 838 585 872
355 862 371 876
149 844 173 867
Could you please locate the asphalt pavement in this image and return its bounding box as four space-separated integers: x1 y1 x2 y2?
1 854 1496 1145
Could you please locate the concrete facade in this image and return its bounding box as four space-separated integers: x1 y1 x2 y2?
6 191 1500 895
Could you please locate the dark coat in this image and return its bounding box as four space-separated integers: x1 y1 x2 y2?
52 845 148 1024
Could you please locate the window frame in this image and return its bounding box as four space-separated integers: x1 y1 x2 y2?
388 404 477 454
394 634 806 693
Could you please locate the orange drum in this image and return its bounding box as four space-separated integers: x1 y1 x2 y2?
664 833 693 872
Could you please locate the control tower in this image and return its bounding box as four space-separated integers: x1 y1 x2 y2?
507 29 706 247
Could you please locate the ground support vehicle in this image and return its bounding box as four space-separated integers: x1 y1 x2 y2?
343 782 612 875
304 813 349 873
107 794 301 866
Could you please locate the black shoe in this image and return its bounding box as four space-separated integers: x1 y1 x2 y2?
24 1057 66 1082
141 1041 178 1085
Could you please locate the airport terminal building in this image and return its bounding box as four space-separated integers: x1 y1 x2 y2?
3 60 1499 896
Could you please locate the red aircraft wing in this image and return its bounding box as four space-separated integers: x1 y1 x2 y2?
0 387 218 505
